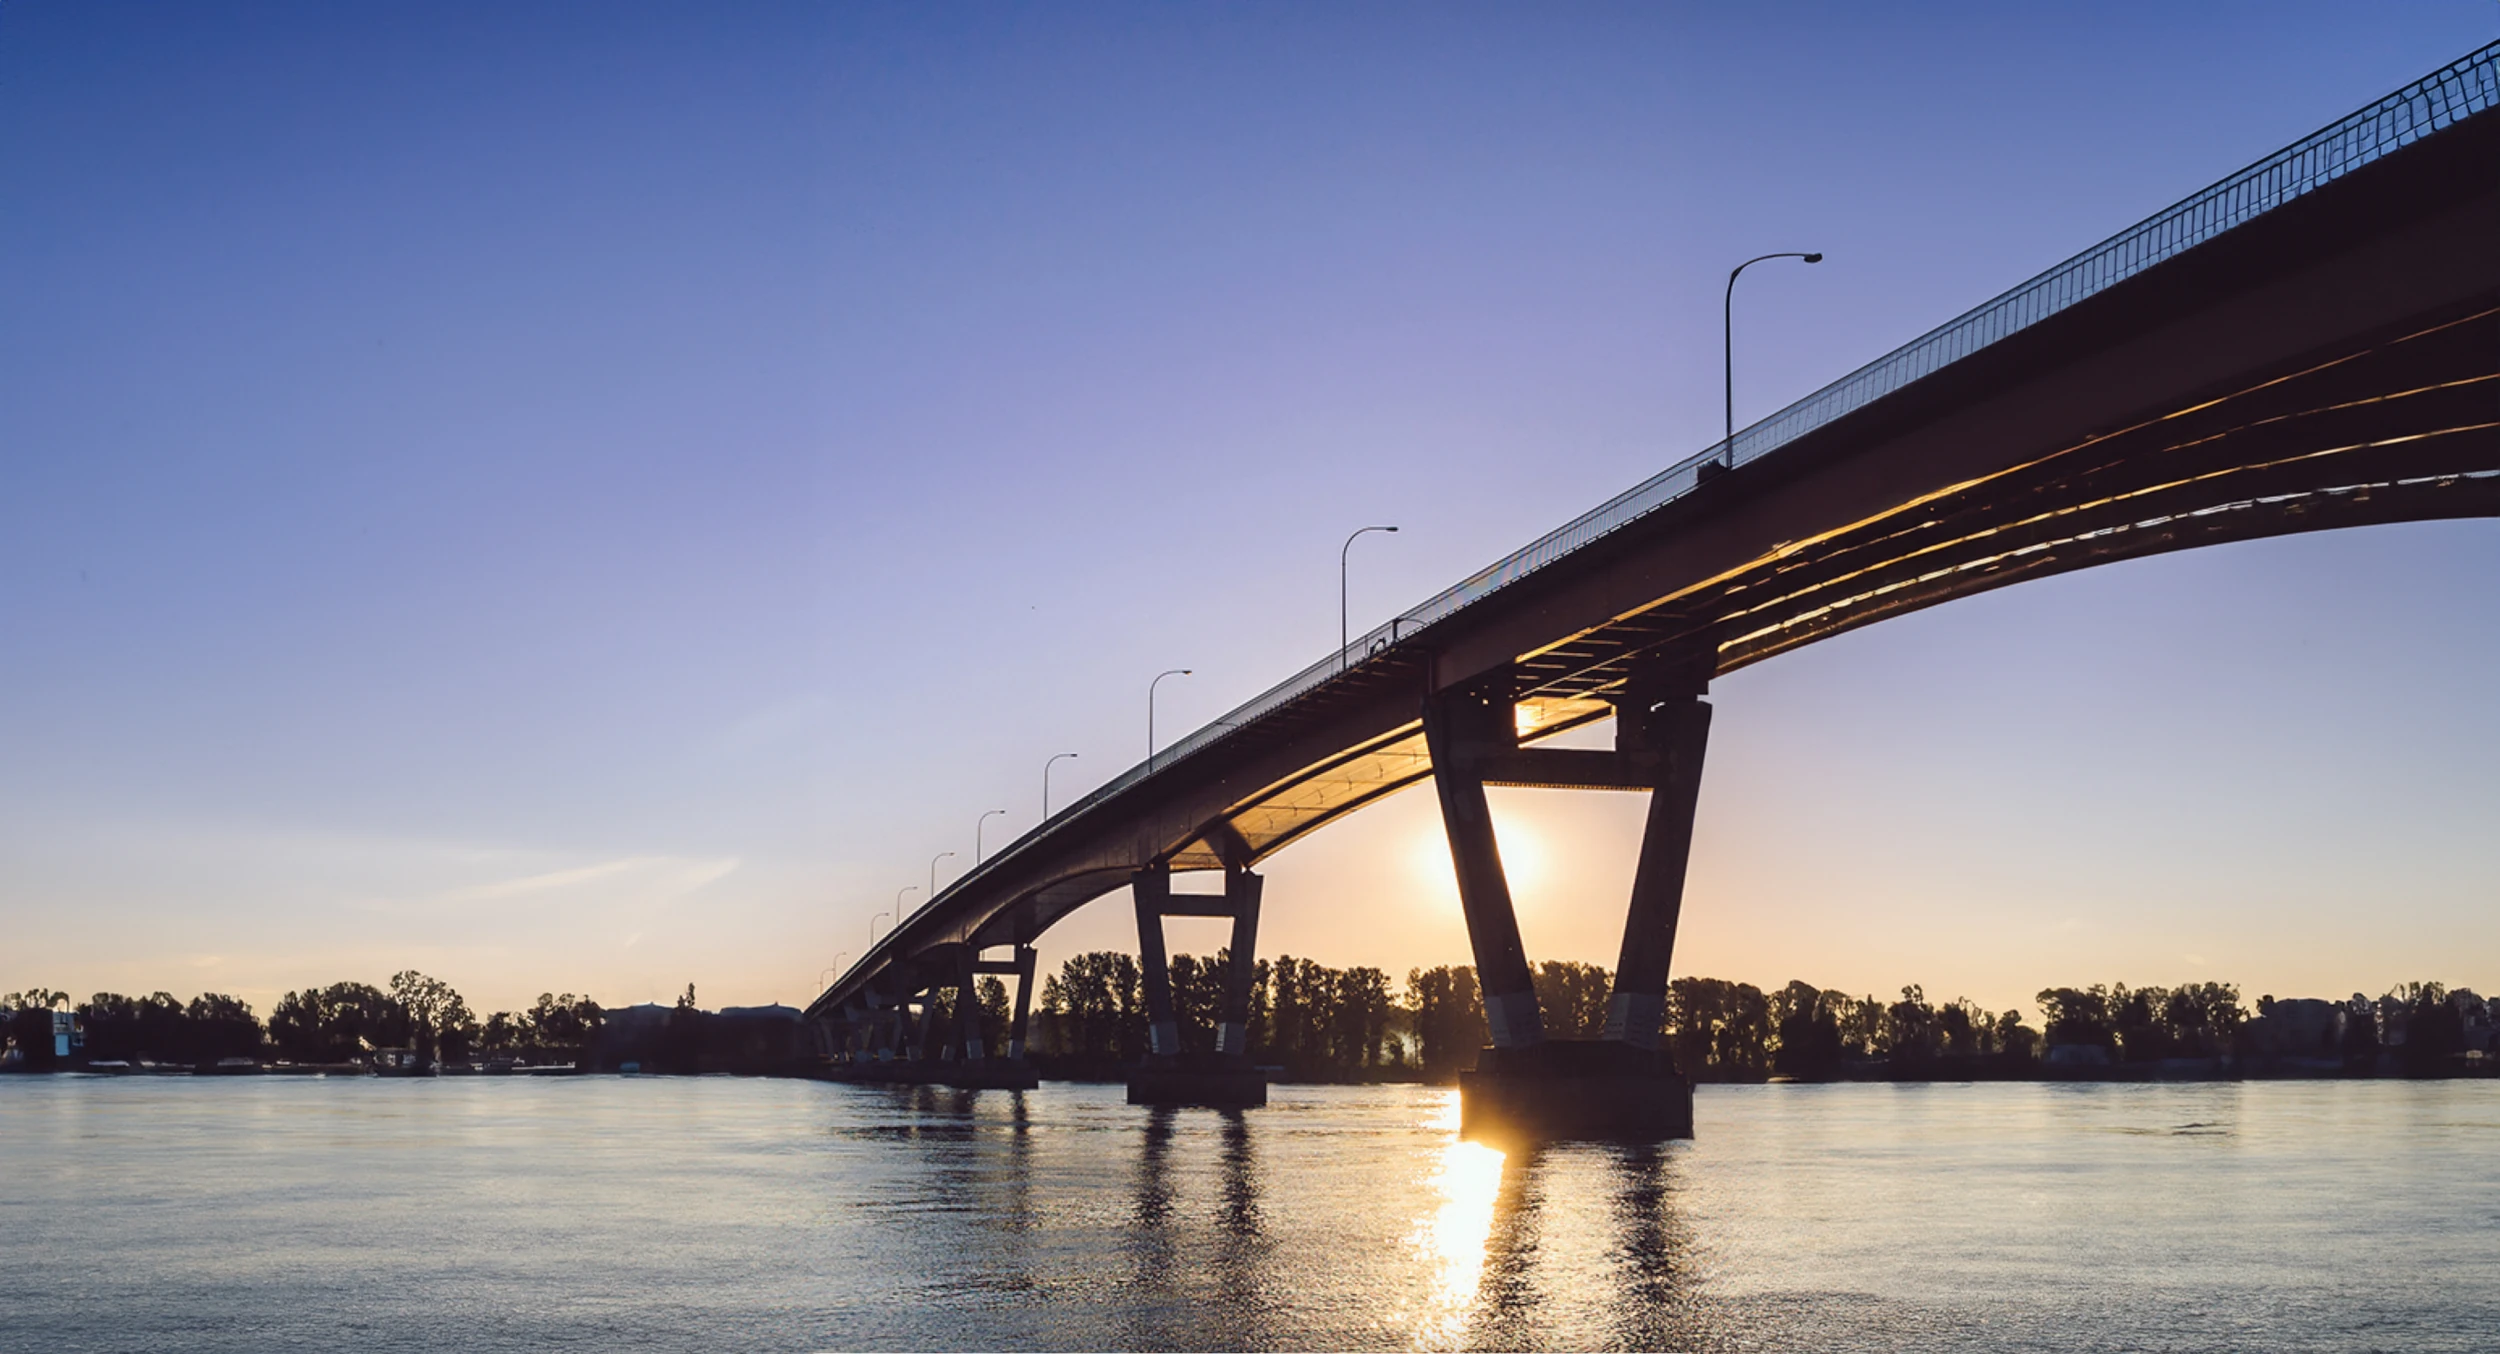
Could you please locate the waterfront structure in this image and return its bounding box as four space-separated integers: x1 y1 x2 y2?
808 48 2500 1137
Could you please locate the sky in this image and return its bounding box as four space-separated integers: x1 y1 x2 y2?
3 3 2495 1021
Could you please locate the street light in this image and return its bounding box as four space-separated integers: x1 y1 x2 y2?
929 851 956 898
1148 669 1191 774
1722 251 1824 468
1340 525 1400 673
1042 752 1078 819
869 909 892 947
975 809 1006 863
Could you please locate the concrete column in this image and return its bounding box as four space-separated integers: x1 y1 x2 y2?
1423 690 1545 1049
1217 870 1263 1058
916 987 946 1063
1008 945 1038 1061
876 1001 901 1062
1603 693 1713 1049
955 951 986 1063
1132 868 1182 1061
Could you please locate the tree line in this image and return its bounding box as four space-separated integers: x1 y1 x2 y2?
1030 951 1401 1079
14 963 2488 1079
1029 954 2042 1081
2 976 608 1070
1022 955 2493 1081
2038 980 2489 1074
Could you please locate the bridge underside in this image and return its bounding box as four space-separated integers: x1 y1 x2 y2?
1174 299 2500 883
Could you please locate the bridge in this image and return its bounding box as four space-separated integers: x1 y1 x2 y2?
807 44 2500 1136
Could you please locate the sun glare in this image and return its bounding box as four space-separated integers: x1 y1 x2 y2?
1405 1127 1507 1347
1408 818 1548 901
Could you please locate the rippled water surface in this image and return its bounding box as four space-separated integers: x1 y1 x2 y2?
6 1076 2497 1351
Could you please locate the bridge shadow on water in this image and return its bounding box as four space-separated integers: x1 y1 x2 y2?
831 1083 1728 1351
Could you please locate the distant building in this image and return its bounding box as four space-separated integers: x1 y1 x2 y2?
601 1003 675 1036
2246 998 2343 1057
713 1005 804 1074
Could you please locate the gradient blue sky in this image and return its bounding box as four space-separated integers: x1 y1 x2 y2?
4 3 2494 1018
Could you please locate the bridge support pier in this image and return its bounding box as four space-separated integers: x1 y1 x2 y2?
874 999 903 1063
947 945 1040 1090
1425 662 1710 1142
1007 944 1037 1061
1126 865 1268 1108
914 986 945 1063
832 995 913 1081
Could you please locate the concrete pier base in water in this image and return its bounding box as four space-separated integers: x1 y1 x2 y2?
946 1061 1039 1091
1127 1057 1268 1108
823 1059 1037 1090
1459 1040 1693 1141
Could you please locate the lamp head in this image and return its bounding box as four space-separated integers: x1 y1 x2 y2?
1802 252 1825 263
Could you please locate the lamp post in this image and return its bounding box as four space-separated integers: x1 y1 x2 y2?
1042 752 1077 819
1722 251 1824 467
870 909 892 947
1340 525 1400 673
975 809 1006 863
1148 668 1191 773
929 851 955 898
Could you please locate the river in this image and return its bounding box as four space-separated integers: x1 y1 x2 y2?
5 1076 2494 1352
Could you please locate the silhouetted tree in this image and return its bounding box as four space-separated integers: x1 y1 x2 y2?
2111 984 2175 1062
1882 985 1937 1066
1771 981 1844 1079
975 976 1011 1057
1168 952 1224 1055
1406 965 1487 1077
388 970 476 1062
269 982 404 1063
1266 955 1330 1070
2037 986 2118 1054
2161 982 2245 1057
1530 961 1610 1039
523 993 605 1053
1994 1008 2040 1063
1036 951 1143 1060
1330 967 1396 1070
1667 977 1772 1081
2398 984 2466 1074
184 994 263 1062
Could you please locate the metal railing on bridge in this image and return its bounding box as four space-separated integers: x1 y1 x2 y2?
847 40 2499 988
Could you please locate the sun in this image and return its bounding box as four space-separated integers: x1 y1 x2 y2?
1407 814 1547 901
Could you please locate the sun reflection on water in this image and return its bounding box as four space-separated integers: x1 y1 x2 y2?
1405 1092 1506 1350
